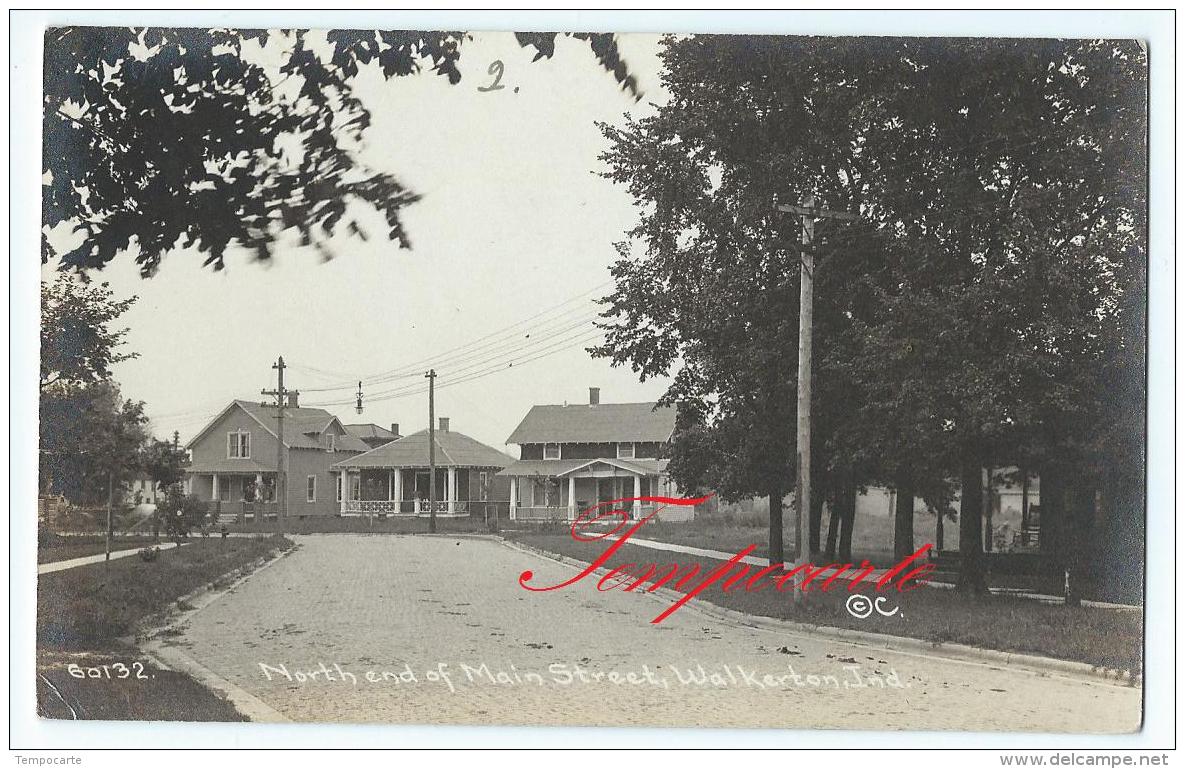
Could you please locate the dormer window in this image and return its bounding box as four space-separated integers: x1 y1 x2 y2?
227 431 250 459
543 443 561 460
617 442 635 459
326 433 336 453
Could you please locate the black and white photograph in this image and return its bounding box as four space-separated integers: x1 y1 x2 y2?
10 7 1175 758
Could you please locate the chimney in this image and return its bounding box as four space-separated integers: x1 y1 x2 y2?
390 423 400 438
439 417 450 432
286 392 299 408
589 387 600 406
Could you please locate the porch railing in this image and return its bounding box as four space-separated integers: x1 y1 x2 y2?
205 500 279 523
342 499 471 517
510 503 661 522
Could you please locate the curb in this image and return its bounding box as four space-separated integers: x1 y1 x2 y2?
498 537 1137 687
129 540 299 723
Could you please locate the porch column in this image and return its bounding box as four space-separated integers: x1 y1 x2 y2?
568 475 577 519
339 471 349 514
393 469 403 512
255 473 263 502
388 470 394 501
632 474 641 518
447 467 457 514
509 477 518 520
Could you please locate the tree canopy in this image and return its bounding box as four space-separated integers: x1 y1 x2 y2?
40 273 138 392
594 35 1146 581
43 27 639 275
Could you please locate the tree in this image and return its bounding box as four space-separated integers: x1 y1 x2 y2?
40 380 148 505
40 274 137 391
43 27 639 274
140 436 189 491
156 488 208 537
594 35 1146 586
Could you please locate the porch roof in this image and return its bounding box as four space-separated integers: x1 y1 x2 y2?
333 428 513 470
186 458 275 474
498 458 667 478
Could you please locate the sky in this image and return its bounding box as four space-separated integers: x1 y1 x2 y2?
43 31 675 451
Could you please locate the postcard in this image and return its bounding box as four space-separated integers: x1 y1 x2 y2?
31 21 1151 741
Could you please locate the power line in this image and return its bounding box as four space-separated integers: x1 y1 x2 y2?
301 313 603 406
290 280 613 392
303 327 605 408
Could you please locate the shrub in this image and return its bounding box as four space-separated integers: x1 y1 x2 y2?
156 489 207 537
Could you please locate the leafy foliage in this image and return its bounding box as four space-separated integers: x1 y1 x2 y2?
594 35 1146 577
157 488 208 536
140 437 189 491
40 274 137 391
40 380 148 504
43 27 640 274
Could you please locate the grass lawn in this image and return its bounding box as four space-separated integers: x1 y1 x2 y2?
38 536 161 565
625 512 944 568
589 514 1120 601
506 531 1142 678
223 515 495 536
36 535 292 720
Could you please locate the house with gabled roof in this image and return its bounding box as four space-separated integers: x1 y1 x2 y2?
185 396 371 521
332 417 512 519
498 388 692 522
344 422 401 450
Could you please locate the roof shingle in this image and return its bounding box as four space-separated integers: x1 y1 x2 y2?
334 429 512 469
234 400 370 452
506 402 675 445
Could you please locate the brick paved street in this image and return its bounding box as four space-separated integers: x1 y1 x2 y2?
171 535 1140 730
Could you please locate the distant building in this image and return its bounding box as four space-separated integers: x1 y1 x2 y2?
128 473 163 505
343 422 401 450
499 388 692 522
333 417 511 519
185 396 371 521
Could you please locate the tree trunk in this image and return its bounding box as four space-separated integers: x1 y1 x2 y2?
838 476 856 562
768 481 785 566
809 452 827 554
809 478 825 555
824 495 840 559
105 471 114 563
893 471 915 560
983 466 994 553
957 459 986 593
1040 466 1064 561
1064 472 1096 607
1020 465 1030 532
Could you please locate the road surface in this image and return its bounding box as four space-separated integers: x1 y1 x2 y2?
166 535 1141 731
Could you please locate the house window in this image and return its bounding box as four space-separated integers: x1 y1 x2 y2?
617 442 635 459
544 443 561 460
227 431 250 459
326 433 336 453
336 474 343 502
306 475 316 503
479 471 489 501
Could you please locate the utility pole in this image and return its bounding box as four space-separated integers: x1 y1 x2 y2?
261 356 295 537
425 369 437 534
775 196 856 600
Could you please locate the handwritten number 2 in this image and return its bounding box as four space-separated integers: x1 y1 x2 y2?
478 60 505 92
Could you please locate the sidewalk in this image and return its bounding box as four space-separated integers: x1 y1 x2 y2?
618 535 1140 612
38 542 184 575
